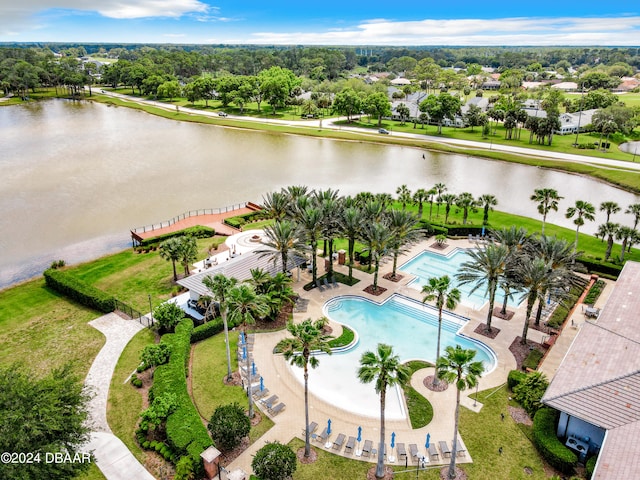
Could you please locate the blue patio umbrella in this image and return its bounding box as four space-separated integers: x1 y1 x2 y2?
259 376 264 391
425 433 431 449
357 426 362 442
391 432 396 449
252 361 256 376
239 331 245 345
242 346 247 360
481 226 485 236
327 419 332 435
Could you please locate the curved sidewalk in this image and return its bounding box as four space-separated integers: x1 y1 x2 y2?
84 313 155 480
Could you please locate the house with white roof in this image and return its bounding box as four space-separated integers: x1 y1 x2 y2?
555 109 598 135
542 261 640 479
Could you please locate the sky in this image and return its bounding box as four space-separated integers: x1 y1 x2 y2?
1 1 640 46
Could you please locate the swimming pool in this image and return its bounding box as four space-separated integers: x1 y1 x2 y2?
288 294 496 420
400 248 499 309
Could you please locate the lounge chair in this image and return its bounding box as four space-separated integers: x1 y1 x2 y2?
316 280 325 292
316 427 329 443
332 433 346 451
428 443 439 461
397 443 407 461
409 444 419 462
261 394 278 409
253 388 269 400
303 421 318 436
439 440 452 458
268 402 285 416
345 436 356 454
362 440 373 457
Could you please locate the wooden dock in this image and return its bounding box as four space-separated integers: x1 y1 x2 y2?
131 202 261 244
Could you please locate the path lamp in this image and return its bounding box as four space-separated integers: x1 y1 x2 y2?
148 294 154 326
474 380 479 407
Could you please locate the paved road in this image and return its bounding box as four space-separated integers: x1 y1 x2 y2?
93 88 640 173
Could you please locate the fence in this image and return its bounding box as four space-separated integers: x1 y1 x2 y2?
130 203 249 235
114 299 153 328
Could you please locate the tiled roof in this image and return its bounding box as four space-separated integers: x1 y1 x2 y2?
542 261 640 479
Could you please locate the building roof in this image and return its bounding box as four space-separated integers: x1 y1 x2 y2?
390 77 411 86
551 81 578 91
542 261 640 479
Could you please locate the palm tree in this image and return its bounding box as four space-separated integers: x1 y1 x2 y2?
427 187 438 221
412 188 429 218
317 194 343 278
396 184 412 211
626 203 640 230
257 220 306 273
226 284 269 418
596 222 620 261
388 209 422 278
421 275 461 386
340 206 363 282
600 201 620 223
516 256 551 344
358 344 410 480
436 346 484 480
530 188 563 234
478 194 498 225
434 182 447 218
159 237 182 281
455 192 477 225
261 191 289 221
440 193 457 224
491 226 531 315
362 221 394 291
616 226 636 262
565 200 596 249
202 274 238 381
457 244 509 332
276 318 332 458
178 236 198 276
298 206 323 284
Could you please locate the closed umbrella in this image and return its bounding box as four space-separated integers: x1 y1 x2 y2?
357 426 362 442
242 346 247 360
391 432 396 449
259 376 264 391
239 331 245 345
252 361 256 376
425 433 431 449
327 419 332 435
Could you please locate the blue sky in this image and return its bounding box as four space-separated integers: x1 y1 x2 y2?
1 1 639 45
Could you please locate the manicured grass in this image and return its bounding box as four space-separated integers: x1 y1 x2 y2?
0 278 104 377
404 361 434 429
191 332 274 443
287 438 370 479
107 328 157 464
77 463 107 480
242 218 275 231
328 325 355 349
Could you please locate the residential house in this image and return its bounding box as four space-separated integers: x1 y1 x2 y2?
555 109 598 135
551 82 579 92
461 96 489 115
542 261 640 479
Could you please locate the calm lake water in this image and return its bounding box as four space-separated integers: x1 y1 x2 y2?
1 99 639 289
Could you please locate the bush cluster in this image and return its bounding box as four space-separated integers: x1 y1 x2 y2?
130 374 143 388
513 371 549 416
251 442 297 480
507 370 527 390
190 318 224 343
43 268 115 313
576 257 622 279
586 454 597 479
139 343 171 371
224 211 262 229
207 403 250 451
139 225 215 247
532 407 578 474
148 319 212 476
583 279 606 305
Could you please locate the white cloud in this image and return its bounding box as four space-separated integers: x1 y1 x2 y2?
250 16 640 46
97 0 209 19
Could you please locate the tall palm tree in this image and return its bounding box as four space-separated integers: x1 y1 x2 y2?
340 206 363 282
566 200 596 249
264 272 296 320
626 203 640 230
298 206 323 284
317 194 343 278
455 192 477 225
427 187 438 221
492 226 531 316
457 244 509 332
596 222 620 261
362 221 394 291
516 256 551 344
421 275 461 386
600 201 620 223
202 274 238 381
159 237 182 281
440 193 457 224
434 182 448 218
396 184 412 211
226 284 269 418
276 318 332 458
358 344 410 480
478 194 498 225
257 220 306 274
530 188 563 234
261 191 289 221
177 236 198 276
412 188 429 218
436 346 484 480
616 226 636 262
387 209 422 278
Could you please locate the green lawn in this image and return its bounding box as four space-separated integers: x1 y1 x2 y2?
76 463 107 480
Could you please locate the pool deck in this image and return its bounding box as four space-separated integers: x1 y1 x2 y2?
225 236 607 474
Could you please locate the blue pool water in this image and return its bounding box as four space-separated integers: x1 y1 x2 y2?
289 294 496 420
400 248 499 309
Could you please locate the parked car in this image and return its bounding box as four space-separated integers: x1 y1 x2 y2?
378 128 390 134
218 112 228 117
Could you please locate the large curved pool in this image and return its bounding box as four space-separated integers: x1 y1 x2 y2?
288 294 496 420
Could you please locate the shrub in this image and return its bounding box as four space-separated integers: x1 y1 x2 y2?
586 454 597 479
139 392 178 431
532 407 577 474
174 455 196 480
208 403 250 451
140 343 171 370
130 374 143 388
190 318 224 343
154 302 186 333
583 279 606 305
576 257 622 278
513 371 549 416
251 442 297 480
507 370 527 390
43 268 115 313
139 225 215 247
50 259 66 269
224 211 262 229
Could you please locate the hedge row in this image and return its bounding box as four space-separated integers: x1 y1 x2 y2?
43 268 115 313
224 211 262 229
140 225 215 247
190 318 224 343
576 257 622 279
150 319 212 472
583 279 606 306
507 370 527 390
532 407 578 474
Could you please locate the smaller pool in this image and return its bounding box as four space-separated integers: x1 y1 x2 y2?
400 248 502 309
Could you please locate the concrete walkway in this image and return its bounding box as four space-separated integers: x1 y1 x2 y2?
84 313 155 480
